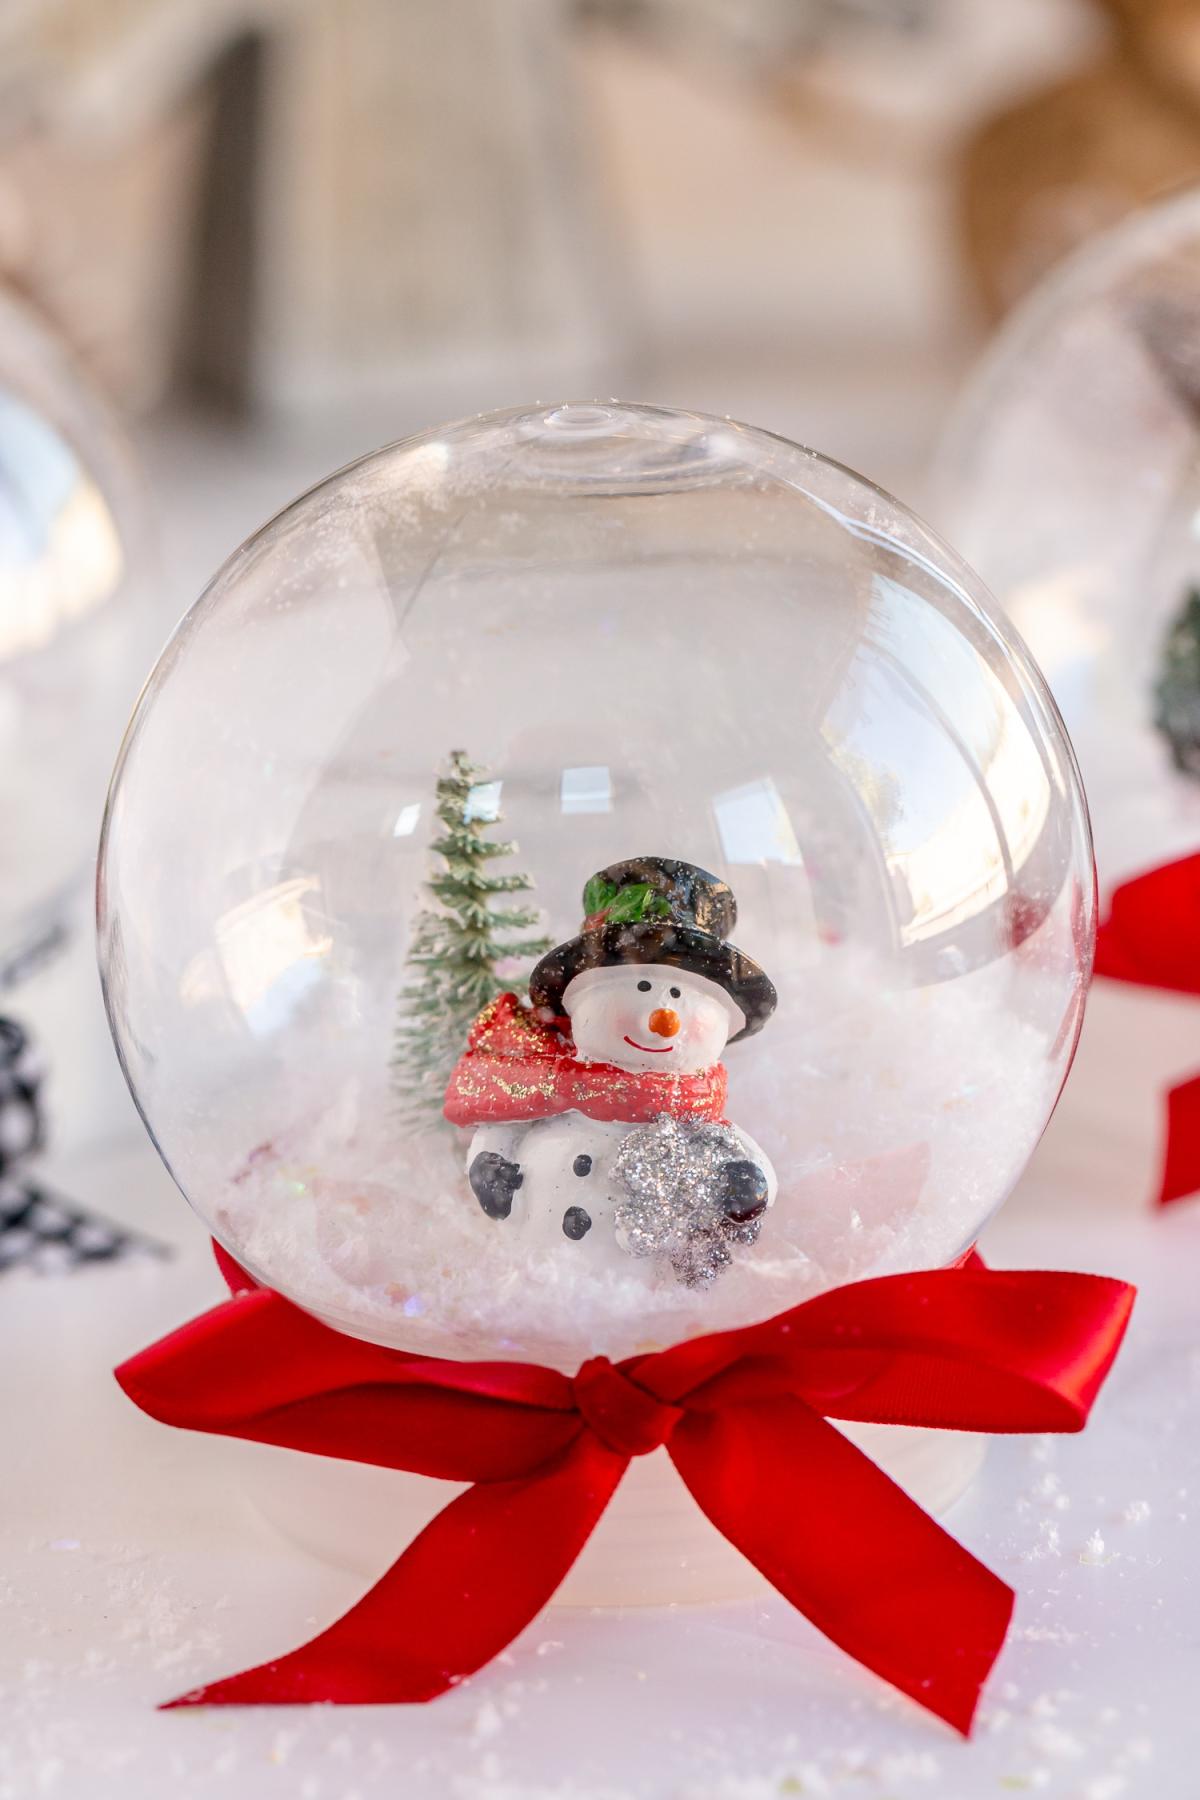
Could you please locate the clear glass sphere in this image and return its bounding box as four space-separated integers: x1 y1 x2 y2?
98 401 1091 1365
0 289 150 966
937 186 1200 894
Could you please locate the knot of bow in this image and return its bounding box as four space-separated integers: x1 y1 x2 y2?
572 1355 684 1454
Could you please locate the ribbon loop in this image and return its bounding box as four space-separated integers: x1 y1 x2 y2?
573 1356 683 1455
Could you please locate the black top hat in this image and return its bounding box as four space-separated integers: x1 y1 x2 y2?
528 856 777 1043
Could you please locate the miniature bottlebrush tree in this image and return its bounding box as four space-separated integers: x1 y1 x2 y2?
1156 585 1200 779
392 751 551 1123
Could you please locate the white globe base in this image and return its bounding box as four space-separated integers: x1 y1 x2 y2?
236 1421 987 1608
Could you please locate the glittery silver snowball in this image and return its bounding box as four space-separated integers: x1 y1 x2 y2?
611 1113 765 1289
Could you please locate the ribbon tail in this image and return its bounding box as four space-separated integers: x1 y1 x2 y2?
669 1398 1012 1737
164 1433 627 1707
1158 1072 1200 1206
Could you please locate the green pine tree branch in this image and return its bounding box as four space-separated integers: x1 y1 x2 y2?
392 749 553 1122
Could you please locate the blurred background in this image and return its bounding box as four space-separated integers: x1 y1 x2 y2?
5 0 1200 1212
0 0 1171 498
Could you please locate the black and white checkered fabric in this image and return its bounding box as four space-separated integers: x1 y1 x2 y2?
0 1175 161 1273
0 1014 164 1275
0 1014 42 1172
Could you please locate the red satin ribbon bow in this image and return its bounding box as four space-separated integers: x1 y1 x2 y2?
1095 852 1200 1203
115 1252 1133 1736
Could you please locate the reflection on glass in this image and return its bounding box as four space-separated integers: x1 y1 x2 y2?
464 780 502 822
0 390 124 661
194 877 334 1032
560 765 612 815
712 776 802 866
823 576 1054 954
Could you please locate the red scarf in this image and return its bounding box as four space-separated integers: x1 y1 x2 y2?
443 991 727 1128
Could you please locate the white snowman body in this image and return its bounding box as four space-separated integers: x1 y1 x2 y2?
465 962 776 1273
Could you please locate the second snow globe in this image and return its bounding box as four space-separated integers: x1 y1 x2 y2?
99 403 1092 1595
936 190 1200 1203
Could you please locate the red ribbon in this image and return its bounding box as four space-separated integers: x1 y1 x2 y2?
115 1249 1133 1736
1095 853 1200 1203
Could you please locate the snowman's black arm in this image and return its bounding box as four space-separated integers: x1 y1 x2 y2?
720 1159 769 1223
469 1150 524 1221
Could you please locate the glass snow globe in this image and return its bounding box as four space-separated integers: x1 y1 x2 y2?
936 185 1200 895
98 401 1092 1376
0 288 148 969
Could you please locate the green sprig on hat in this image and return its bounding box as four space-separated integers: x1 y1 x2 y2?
583 875 672 926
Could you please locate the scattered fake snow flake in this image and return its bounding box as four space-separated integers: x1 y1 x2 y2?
1082 1778 1126 1800
33 1755 63 1793
1021 1520 1062 1561
452 1783 643 1800
1028 1470 1070 1511
1014 1624 1079 1645
535 1640 564 1657
675 1776 831 1800
876 1750 940 1781
1080 1531 1111 1566
1029 1722 1085 1759
270 1728 300 1765
1121 1500 1151 1524
472 1701 503 1741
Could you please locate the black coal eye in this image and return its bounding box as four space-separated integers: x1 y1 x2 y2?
670 987 681 999
637 979 651 992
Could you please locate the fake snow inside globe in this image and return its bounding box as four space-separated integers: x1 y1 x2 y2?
936 186 1200 895
0 289 148 967
98 401 1092 1369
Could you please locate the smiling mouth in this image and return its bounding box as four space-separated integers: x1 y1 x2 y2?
624 1035 674 1053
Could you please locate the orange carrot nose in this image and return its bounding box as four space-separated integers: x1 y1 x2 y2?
648 1007 681 1038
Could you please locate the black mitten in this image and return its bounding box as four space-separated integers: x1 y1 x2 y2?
469 1151 524 1220
720 1159 769 1224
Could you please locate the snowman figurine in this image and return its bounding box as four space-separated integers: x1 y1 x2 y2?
444 857 778 1287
